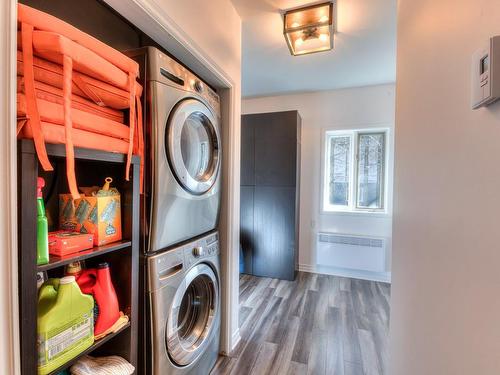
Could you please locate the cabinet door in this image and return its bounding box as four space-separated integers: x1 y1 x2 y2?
240 116 255 186
253 186 296 280
254 111 297 187
240 186 254 274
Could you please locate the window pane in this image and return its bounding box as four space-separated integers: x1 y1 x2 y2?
328 136 351 206
357 133 385 209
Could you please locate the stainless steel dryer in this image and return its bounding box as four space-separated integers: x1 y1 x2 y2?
133 46 222 252
147 231 221 374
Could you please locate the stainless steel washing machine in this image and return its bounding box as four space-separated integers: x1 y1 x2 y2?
147 231 221 374
133 46 222 253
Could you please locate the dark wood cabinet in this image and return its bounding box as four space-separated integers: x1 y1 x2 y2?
253 186 297 280
240 111 301 281
254 111 298 187
240 116 255 186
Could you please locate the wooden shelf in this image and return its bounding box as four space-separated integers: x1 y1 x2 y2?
37 240 132 272
47 322 131 375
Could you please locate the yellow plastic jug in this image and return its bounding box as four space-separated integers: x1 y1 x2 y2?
37 276 94 374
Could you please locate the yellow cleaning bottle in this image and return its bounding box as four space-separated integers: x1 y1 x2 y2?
37 276 94 374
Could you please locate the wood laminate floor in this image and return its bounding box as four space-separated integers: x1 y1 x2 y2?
211 272 390 375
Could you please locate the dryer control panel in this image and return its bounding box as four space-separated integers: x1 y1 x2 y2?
146 47 220 116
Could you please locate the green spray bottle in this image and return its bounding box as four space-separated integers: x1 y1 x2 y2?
37 177 49 265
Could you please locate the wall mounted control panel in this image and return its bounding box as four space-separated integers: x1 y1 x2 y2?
472 36 500 109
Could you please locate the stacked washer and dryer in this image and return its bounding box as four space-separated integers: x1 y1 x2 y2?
127 47 222 375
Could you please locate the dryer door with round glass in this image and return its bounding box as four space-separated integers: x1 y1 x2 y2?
166 264 219 366
166 98 220 195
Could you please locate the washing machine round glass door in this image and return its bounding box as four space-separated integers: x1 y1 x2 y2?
166 98 220 195
166 263 219 366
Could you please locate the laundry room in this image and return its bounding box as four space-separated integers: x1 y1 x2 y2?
7 0 500 374
10 0 241 374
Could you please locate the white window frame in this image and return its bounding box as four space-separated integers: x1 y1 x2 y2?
322 128 390 214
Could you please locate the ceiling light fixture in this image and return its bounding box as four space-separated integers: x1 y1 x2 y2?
283 2 334 56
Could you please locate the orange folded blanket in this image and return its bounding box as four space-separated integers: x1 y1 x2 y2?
17 51 141 110
18 4 139 75
18 4 143 198
19 121 130 155
17 94 129 142
17 77 125 124
17 31 130 90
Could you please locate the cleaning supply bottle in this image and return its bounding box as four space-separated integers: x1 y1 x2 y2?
37 276 94 375
37 177 49 265
65 261 84 279
77 262 120 337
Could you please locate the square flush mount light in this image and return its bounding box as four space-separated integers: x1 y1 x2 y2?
283 2 334 56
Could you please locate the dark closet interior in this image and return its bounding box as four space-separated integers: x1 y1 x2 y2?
240 111 301 281
22 0 144 50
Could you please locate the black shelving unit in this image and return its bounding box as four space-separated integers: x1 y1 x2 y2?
37 240 132 272
18 139 140 374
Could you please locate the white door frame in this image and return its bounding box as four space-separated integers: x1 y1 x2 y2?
0 0 20 374
2 0 241 371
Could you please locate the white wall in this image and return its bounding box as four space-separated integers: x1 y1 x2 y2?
149 0 241 83
243 84 395 281
105 0 241 87
391 0 500 374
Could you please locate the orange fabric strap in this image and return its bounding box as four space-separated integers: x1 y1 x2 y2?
21 22 53 171
125 73 135 182
135 94 144 193
63 55 79 199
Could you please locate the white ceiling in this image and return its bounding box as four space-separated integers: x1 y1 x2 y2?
231 0 397 98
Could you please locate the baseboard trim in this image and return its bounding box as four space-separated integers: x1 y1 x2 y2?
298 263 391 283
220 328 241 356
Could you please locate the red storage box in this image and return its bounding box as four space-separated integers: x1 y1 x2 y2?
48 231 94 257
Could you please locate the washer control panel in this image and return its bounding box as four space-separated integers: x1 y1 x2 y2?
183 232 219 269
148 231 219 291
